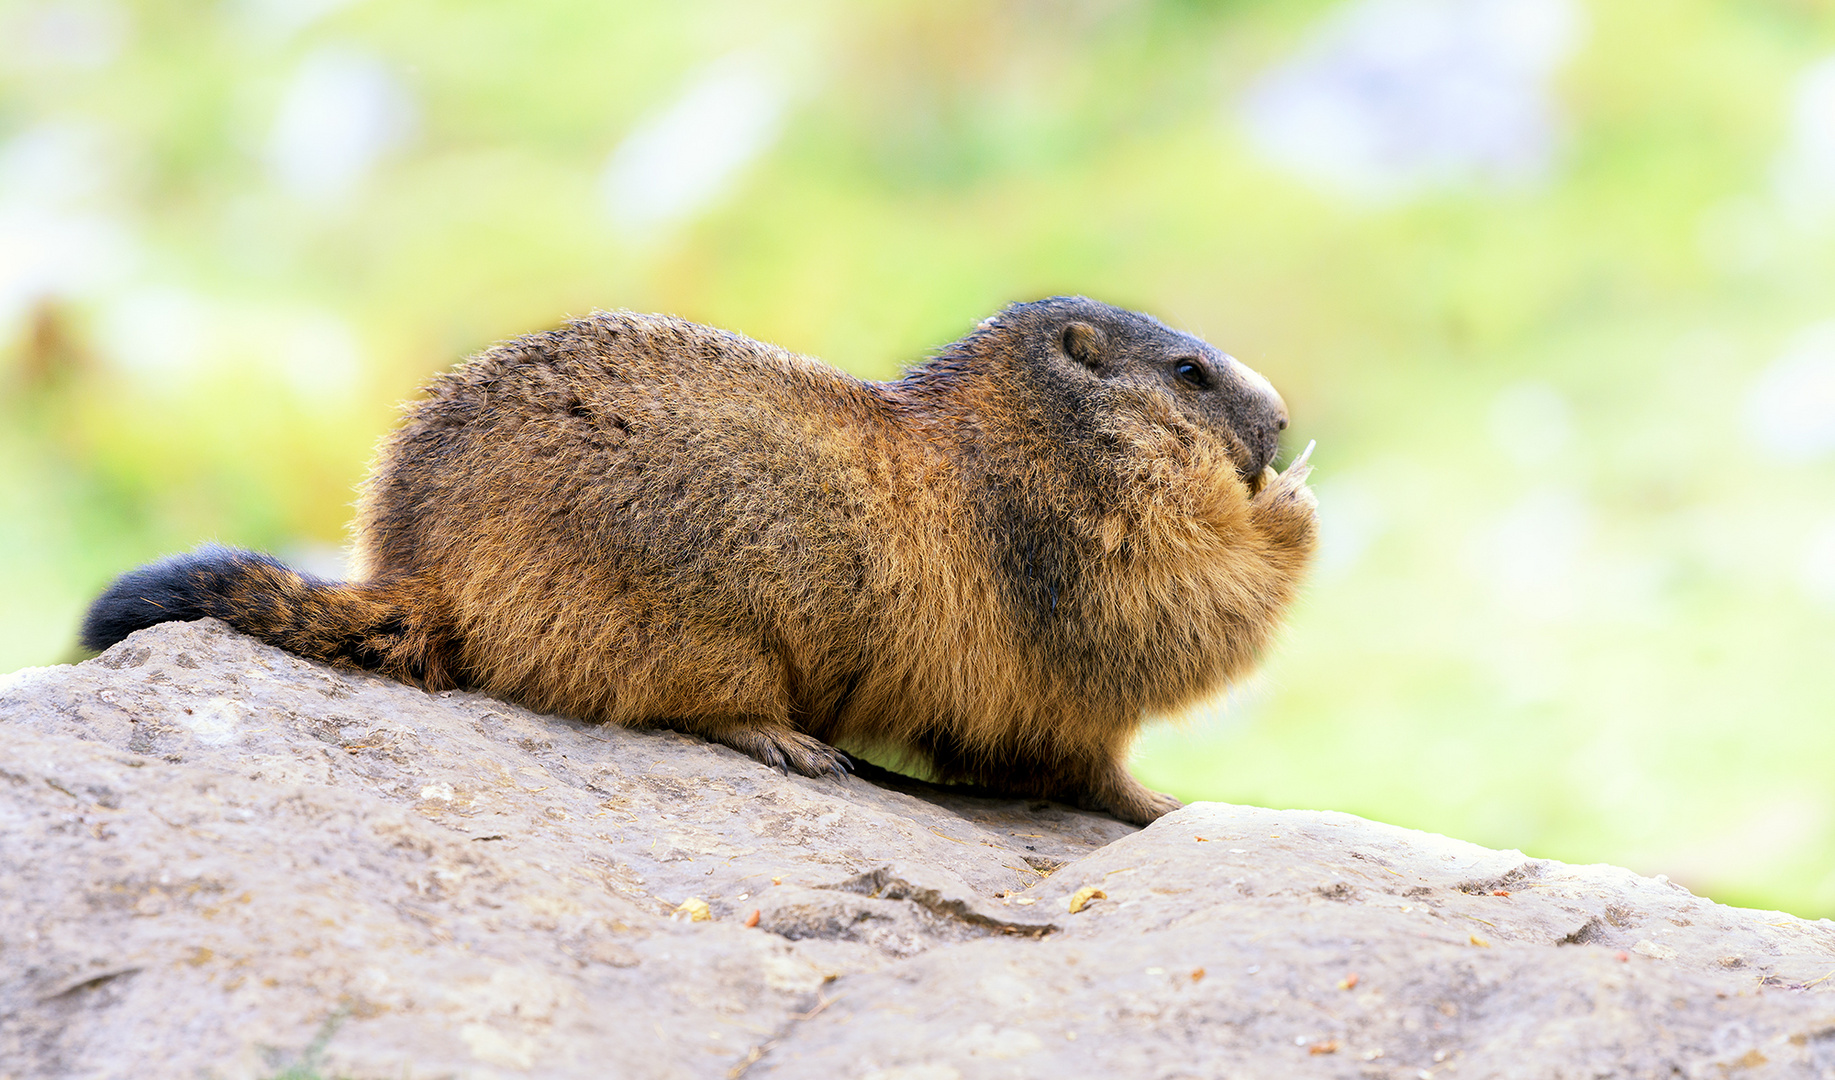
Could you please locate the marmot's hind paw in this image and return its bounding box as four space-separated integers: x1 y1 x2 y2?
712 724 854 780
1083 773 1184 827
1110 787 1183 827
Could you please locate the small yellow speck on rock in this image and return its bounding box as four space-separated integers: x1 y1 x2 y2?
672 898 712 922
1067 886 1107 914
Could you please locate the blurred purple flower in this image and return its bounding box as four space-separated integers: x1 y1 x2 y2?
1240 0 1583 201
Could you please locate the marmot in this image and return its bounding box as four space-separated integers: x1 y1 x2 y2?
82 297 1317 825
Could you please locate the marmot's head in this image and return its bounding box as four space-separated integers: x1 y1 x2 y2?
957 297 1290 490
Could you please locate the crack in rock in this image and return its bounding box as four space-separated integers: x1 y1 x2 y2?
753 864 1057 958
1558 915 1610 946
1455 859 1548 895
824 865 1057 936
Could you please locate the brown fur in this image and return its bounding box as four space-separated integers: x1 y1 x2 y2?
83 297 1316 825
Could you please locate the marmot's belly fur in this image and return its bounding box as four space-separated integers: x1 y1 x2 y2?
83 297 1317 825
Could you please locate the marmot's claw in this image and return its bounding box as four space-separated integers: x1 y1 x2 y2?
710 724 851 780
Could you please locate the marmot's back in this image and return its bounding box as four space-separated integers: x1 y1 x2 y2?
361 312 903 597
355 312 929 731
82 298 1317 825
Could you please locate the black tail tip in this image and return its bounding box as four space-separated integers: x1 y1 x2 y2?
79 544 291 653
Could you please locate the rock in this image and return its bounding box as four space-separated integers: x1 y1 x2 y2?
2 619 1832 1079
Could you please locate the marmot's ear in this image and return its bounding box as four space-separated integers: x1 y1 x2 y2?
1060 322 1107 369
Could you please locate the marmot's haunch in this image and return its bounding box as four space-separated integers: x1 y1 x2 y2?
83 297 1317 825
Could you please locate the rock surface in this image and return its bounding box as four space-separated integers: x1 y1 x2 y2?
1 619 1832 1079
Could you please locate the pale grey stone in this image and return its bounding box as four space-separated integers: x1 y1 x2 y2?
2 619 1832 1079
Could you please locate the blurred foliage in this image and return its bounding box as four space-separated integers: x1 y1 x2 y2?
4 0 1835 916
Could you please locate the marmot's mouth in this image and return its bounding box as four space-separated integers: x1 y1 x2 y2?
1246 440 1314 496
1238 448 1275 494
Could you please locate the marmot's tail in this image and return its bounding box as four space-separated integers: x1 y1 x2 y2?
80 544 458 689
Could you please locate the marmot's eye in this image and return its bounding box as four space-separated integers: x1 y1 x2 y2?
1174 360 1209 389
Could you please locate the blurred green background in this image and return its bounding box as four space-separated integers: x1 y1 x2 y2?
4 0 1835 916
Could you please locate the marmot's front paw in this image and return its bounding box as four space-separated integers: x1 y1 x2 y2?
1250 439 1318 542
1253 463 1317 510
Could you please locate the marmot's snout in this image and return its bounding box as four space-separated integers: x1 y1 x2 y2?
1218 354 1289 482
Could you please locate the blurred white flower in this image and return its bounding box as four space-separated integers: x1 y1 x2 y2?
95 287 214 375
1746 321 1835 462
0 209 134 336
0 122 112 204
1800 513 1835 608
97 287 363 403
0 0 128 71
1487 380 1573 468
231 0 360 43
267 46 417 204
1310 475 1387 581
1239 0 1584 201
1465 487 1591 619
1773 55 1835 224
601 52 792 236
0 123 136 336
272 309 362 402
